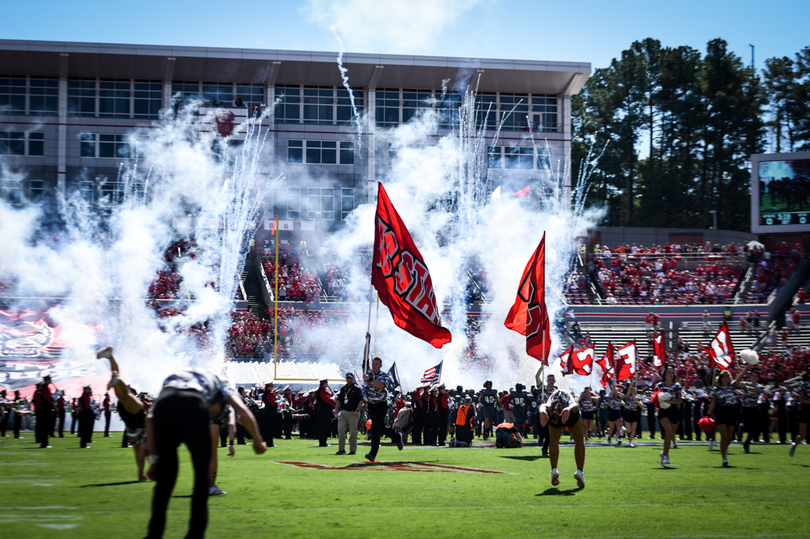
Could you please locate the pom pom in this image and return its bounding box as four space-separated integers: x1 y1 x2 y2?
652 390 672 410
698 416 715 432
740 349 759 365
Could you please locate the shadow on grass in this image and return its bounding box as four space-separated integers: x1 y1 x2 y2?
79 480 143 488
501 456 543 462
536 487 578 497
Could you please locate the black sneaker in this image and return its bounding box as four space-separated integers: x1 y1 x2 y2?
335 450 346 455
396 433 404 451
365 453 375 462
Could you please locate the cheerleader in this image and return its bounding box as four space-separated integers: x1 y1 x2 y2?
656 365 683 467
539 388 586 488
606 383 624 445
579 387 597 442
622 378 642 447
789 369 810 457
708 364 749 466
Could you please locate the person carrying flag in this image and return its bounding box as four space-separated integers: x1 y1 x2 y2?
539 388 586 488
363 356 403 462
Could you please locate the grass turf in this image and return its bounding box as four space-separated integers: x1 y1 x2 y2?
0 433 808 538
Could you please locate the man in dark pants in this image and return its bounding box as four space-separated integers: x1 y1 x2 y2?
681 395 693 440
315 379 334 447
645 393 657 439
775 388 788 444
537 374 556 457
77 385 95 449
103 393 112 437
33 376 54 448
145 369 266 539
56 392 66 437
363 357 403 462
261 382 277 448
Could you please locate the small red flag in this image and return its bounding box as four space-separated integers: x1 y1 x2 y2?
558 345 574 376
707 321 735 370
652 331 665 369
512 186 530 197
596 342 615 389
504 234 551 364
562 345 594 377
616 341 637 381
371 183 451 348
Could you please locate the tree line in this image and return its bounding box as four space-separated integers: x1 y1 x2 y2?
571 38 810 232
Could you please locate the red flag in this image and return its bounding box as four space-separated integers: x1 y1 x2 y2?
652 331 665 369
504 234 551 364
570 345 594 376
371 183 451 348
512 186 530 197
616 341 637 381
558 345 574 376
596 342 615 389
707 321 735 370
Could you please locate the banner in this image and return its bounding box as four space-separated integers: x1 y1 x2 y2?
371 183 452 348
571 345 594 376
504 233 551 365
708 321 735 370
558 345 574 376
596 342 615 389
653 331 665 369
616 341 637 381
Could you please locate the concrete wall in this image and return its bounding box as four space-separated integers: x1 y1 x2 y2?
588 227 757 248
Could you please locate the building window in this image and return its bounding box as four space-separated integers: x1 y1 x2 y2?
474 92 498 130
499 93 529 131
171 81 201 102
341 188 354 220
531 95 558 132
376 88 401 127
79 133 145 159
236 83 264 109
276 85 362 125
288 140 354 165
286 187 300 220
0 131 43 156
303 87 333 124
0 179 23 207
70 79 162 118
402 89 433 123
437 92 462 129
487 146 549 170
307 188 334 220
202 82 235 106
0 76 26 115
99 79 131 118
29 179 44 202
133 81 162 118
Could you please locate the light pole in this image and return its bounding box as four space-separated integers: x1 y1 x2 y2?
709 210 717 231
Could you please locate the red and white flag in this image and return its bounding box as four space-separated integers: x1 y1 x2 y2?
558 345 574 376
372 183 452 348
595 342 615 389
616 341 637 381
708 321 735 370
652 331 665 369
563 345 594 377
504 233 552 365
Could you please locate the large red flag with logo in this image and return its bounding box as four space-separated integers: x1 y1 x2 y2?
568 345 594 376
652 331 665 369
371 183 452 348
504 234 552 364
616 341 637 381
596 342 615 389
707 321 735 370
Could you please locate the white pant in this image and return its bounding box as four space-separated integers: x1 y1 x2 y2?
337 410 360 453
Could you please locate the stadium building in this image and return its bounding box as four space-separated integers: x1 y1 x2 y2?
0 39 590 236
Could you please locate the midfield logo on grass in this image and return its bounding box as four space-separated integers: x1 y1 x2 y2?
276 461 507 474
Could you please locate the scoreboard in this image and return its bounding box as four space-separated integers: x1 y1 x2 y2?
751 152 810 234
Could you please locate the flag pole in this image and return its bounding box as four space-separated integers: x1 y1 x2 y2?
375 293 380 359
272 215 279 381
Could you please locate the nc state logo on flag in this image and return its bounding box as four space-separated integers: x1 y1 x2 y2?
616 341 637 381
653 332 665 369
709 321 735 370
563 345 593 377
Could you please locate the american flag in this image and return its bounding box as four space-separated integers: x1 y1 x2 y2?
420 361 443 385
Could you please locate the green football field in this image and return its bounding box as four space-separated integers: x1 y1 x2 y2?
0 433 807 539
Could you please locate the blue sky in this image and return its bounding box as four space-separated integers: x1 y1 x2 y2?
1 0 807 72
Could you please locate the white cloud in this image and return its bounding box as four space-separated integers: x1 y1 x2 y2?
305 0 488 54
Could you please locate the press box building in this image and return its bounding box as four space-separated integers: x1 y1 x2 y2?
0 40 590 235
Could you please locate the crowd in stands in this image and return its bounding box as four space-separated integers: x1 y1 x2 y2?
148 269 181 299
262 245 320 302
565 241 808 306
227 311 271 358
